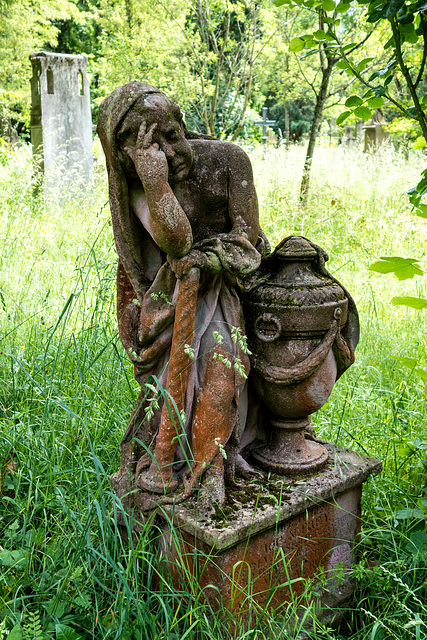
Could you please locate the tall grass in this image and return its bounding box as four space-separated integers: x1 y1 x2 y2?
0 142 426 639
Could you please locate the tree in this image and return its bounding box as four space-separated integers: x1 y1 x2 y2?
153 0 276 140
277 0 427 365
259 5 318 144
0 0 81 135
275 0 377 203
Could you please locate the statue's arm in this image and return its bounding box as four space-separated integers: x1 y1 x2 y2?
128 123 193 258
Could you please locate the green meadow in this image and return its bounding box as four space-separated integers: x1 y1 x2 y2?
1 142 426 639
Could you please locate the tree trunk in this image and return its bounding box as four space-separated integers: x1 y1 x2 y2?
300 56 336 206
285 101 290 147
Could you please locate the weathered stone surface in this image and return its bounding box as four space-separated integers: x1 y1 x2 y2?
158 444 382 622
98 82 264 509
30 52 93 193
240 236 359 476
99 83 365 521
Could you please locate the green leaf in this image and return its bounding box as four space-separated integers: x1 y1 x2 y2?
397 11 415 22
357 57 374 71
394 507 425 520
391 296 427 309
0 549 28 569
336 59 349 69
367 7 386 21
275 0 291 5
393 357 427 381
368 257 424 280
354 106 372 119
415 367 427 380
367 96 384 108
414 204 427 218
369 67 392 80
336 1 351 10
289 37 305 52
7 625 23 640
412 136 427 149
406 530 427 558
400 21 418 42
393 356 419 368
345 95 363 107
313 29 327 39
336 110 352 125
373 85 386 96
56 624 82 640
322 0 336 9
385 0 405 17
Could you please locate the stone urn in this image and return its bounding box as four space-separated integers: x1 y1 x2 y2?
242 236 358 475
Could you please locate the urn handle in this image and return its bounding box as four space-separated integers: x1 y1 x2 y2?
254 313 282 342
252 309 342 386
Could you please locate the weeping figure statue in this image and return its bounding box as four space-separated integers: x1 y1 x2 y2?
97 82 267 511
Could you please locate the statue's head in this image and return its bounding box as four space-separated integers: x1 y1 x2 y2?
98 82 194 184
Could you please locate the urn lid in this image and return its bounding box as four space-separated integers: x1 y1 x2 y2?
246 236 346 309
275 236 318 261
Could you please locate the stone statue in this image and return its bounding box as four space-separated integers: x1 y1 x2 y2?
97 82 267 510
98 82 360 517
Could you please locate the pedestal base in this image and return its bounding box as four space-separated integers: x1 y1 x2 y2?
251 417 329 474
157 444 381 626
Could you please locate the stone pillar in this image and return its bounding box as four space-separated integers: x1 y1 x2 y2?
363 111 388 152
30 52 93 194
343 125 354 149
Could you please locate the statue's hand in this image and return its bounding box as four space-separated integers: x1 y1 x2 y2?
168 250 210 279
124 122 168 191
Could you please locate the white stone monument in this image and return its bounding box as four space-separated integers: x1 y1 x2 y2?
30 52 93 194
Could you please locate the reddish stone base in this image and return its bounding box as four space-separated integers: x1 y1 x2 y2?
156 444 381 624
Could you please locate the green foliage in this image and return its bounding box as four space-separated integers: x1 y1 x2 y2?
0 0 81 131
276 0 427 317
368 256 424 280
2 141 427 640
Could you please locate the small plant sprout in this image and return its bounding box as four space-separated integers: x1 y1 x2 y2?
213 351 231 368
184 344 195 359
132 298 141 307
0 619 7 640
233 357 247 379
214 437 227 459
213 330 224 344
180 409 186 424
230 325 251 355
144 382 161 420
150 290 173 306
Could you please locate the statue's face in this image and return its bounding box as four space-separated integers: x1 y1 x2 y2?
117 94 194 183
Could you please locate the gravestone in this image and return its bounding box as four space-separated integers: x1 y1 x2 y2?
343 125 354 148
363 111 388 151
355 119 365 144
254 106 276 157
29 52 93 193
97 82 381 627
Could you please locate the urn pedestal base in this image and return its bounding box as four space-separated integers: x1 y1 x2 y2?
251 417 329 474
156 444 381 628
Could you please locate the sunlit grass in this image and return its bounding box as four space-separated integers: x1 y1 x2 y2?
1 142 426 639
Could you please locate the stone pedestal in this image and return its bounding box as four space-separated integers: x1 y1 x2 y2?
157 444 381 624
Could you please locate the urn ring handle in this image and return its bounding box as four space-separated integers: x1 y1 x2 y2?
254 313 282 342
